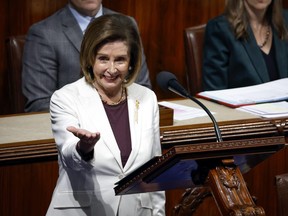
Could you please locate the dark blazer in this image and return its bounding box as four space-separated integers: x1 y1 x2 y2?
22 5 151 112
202 12 288 91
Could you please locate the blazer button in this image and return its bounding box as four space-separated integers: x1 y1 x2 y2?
118 174 124 179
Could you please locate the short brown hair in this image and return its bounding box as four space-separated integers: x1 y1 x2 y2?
80 13 142 86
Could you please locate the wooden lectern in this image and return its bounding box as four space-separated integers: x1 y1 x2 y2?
114 136 286 216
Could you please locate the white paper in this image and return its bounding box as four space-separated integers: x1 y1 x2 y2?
158 101 212 120
197 78 288 107
237 101 288 118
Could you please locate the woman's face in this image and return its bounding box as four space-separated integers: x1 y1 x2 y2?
244 0 272 12
92 41 130 96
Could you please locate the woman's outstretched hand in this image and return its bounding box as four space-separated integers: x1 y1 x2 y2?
67 126 101 155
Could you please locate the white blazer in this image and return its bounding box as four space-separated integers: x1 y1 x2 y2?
46 78 165 216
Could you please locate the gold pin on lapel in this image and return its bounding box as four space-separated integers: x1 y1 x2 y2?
135 100 139 123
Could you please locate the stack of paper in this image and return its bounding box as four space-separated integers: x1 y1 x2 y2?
197 78 288 108
237 101 288 118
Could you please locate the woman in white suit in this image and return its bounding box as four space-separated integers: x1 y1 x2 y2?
46 14 165 216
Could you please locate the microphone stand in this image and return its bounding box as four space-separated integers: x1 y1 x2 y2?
168 86 223 142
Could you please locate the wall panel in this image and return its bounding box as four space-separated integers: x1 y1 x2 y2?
1 2 288 215
103 0 226 99
1 0 288 113
0 2 9 115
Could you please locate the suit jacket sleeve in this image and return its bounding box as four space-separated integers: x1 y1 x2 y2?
22 23 58 112
50 85 95 171
202 16 231 90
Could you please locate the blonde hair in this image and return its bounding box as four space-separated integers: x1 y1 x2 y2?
80 13 142 86
224 0 288 40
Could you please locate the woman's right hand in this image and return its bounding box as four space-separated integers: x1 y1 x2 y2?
67 126 101 155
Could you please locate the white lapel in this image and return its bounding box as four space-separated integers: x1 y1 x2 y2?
123 85 143 171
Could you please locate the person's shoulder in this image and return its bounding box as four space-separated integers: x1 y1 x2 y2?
27 5 70 31
129 83 153 92
103 7 117 15
53 78 89 98
103 7 137 24
50 78 91 109
128 83 157 101
206 14 228 28
205 14 232 35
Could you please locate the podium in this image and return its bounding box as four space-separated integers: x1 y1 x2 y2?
0 100 287 216
114 136 286 216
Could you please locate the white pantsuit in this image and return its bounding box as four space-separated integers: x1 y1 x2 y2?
46 78 166 216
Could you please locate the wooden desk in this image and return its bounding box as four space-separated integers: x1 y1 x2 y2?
0 112 52 145
0 99 287 216
0 113 58 216
0 112 56 163
160 99 287 148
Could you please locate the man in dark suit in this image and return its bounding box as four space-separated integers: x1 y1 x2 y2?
22 0 151 112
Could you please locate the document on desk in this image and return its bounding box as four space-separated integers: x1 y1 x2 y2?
237 101 288 118
197 78 288 108
158 101 212 120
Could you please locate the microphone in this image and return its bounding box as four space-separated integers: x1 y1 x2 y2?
157 71 223 142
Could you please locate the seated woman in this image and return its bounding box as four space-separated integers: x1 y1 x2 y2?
202 0 288 91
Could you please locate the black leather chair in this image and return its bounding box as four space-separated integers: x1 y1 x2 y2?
184 24 206 96
6 35 27 113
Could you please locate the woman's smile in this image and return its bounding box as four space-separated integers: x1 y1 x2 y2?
92 41 130 98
